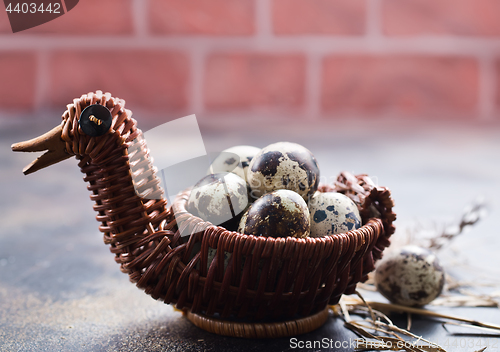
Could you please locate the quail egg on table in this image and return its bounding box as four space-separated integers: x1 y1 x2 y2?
247 142 320 202
209 145 261 181
308 192 362 237
187 173 248 226
238 189 310 238
375 245 445 307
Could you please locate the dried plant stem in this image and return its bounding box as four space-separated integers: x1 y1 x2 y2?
338 294 496 352
356 291 377 322
432 294 499 308
427 199 487 251
357 281 377 291
339 293 447 352
360 300 500 331
442 321 500 335
345 316 444 352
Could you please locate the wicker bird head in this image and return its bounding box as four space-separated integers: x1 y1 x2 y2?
11 91 134 175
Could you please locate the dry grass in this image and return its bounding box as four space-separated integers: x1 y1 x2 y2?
333 291 498 352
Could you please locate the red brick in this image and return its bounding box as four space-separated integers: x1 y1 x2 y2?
48 50 189 110
18 0 133 35
321 56 478 115
273 0 366 35
0 52 37 109
496 60 500 111
150 0 254 35
383 0 500 36
204 53 306 110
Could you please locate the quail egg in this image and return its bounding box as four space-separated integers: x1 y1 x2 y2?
308 192 362 237
247 142 320 201
187 173 249 225
238 189 310 238
207 247 231 271
375 245 445 307
209 145 261 181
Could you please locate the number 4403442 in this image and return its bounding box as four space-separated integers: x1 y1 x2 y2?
5 3 61 14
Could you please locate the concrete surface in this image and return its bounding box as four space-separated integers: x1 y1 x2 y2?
1 115 500 352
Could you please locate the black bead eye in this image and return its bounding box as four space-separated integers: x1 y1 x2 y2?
79 104 113 137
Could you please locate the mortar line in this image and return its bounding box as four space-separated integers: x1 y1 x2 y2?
255 0 273 42
1 36 500 54
34 50 50 110
366 0 383 40
190 48 206 115
131 0 148 37
478 56 497 121
305 53 321 120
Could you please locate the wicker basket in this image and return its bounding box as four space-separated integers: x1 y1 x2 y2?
15 92 395 339
162 172 396 338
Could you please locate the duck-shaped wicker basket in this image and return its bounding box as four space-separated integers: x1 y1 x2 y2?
12 91 396 338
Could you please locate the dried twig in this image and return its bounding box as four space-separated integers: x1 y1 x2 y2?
338 293 446 352
337 293 495 352
421 198 487 251
442 321 500 336
344 297 500 331
432 293 499 308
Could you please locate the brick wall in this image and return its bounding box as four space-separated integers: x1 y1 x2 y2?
0 0 499 121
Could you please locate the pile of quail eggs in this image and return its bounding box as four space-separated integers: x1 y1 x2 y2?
186 142 363 239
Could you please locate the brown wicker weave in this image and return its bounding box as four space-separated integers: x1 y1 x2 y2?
186 306 330 338
12 91 396 339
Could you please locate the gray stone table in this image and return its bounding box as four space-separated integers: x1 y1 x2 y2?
1 115 500 352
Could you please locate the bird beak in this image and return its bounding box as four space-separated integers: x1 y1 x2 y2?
11 122 72 175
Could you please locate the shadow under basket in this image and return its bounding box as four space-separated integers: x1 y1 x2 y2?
164 172 395 338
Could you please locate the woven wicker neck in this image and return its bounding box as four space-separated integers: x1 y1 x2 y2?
62 92 168 248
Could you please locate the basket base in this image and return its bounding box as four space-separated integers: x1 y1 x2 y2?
185 307 330 338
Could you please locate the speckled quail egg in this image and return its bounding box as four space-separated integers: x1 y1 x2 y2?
238 189 310 238
247 142 320 201
206 247 231 271
308 192 362 237
375 245 445 307
187 173 249 225
209 145 261 181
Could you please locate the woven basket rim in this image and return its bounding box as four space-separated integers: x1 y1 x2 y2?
171 184 380 247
